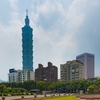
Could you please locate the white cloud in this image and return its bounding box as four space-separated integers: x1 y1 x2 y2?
30 1 80 74
0 0 23 80
31 0 66 31
66 0 86 33
31 0 100 78
8 0 18 10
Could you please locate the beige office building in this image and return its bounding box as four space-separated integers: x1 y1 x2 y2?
18 70 34 82
60 60 84 82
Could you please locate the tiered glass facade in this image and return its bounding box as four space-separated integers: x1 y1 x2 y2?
22 11 33 71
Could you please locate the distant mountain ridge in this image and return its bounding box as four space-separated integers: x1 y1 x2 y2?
0 79 6 82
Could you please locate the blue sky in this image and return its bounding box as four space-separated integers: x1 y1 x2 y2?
0 0 100 81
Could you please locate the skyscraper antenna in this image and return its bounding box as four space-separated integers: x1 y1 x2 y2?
26 9 28 16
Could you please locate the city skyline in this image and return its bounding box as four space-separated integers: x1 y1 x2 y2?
0 0 100 81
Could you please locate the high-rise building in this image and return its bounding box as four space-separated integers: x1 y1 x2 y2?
60 60 84 82
22 10 33 71
76 53 94 79
35 62 58 82
8 10 34 82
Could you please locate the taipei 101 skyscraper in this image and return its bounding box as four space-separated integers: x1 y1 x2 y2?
22 10 33 71
8 10 34 83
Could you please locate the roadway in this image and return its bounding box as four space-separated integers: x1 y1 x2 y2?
0 94 69 100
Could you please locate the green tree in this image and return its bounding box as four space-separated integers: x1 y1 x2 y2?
37 81 46 92
17 82 23 88
6 87 12 93
0 84 7 93
47 82 56 91
3 89 9 96
23 80 35 91
11 82 18 88
88 84 98 93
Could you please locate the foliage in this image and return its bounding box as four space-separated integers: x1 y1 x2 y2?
23 90 29 95
37 81 46 91
17 90 22 95
88 84 98 93
3 89 9 96
0 92 2 96
13 88 27 92
47 82 56 91
1 79 100 94
6 87 12 93
0 84 7 92
11 90 16 96
23 80 35 91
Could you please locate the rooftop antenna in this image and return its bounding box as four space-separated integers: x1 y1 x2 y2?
26 9 28 16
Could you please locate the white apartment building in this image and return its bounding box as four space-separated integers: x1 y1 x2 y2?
8 72 18 82
8 69 34 82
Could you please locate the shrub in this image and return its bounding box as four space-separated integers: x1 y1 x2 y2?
3 94 8 96
23 90 29 95
6 87 12 93
0 92 2 96
30 92 34 95
17 90 22 95
11 90 16 96
3 89 9 96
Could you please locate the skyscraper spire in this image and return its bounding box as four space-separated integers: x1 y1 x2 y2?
26 9 28 16
25 9 29 26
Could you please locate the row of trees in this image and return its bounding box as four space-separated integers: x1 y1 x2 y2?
0 79 100 95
